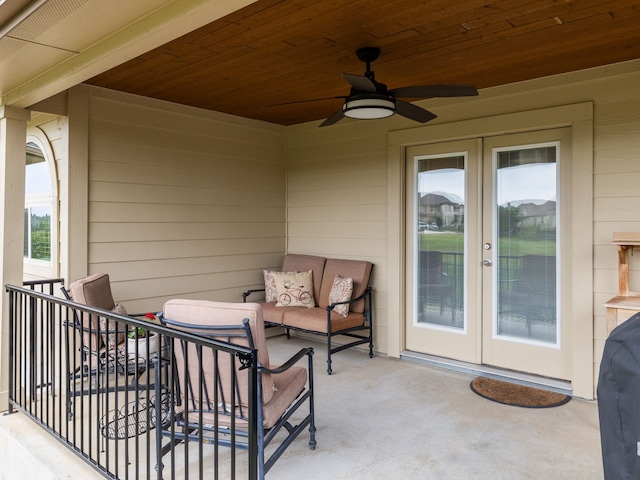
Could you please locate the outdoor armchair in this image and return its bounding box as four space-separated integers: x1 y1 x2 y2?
157 299 316 479
61 272 151 417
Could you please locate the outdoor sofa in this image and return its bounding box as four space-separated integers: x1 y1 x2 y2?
243 253 373 374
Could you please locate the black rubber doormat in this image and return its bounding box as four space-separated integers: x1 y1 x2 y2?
470 377 571 408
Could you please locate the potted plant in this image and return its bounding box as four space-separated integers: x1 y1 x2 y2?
127 313 159 358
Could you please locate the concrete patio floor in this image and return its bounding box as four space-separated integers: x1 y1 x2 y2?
0 334 603 479
266 335 603 480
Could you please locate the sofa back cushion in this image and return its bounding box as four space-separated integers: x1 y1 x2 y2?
319 259 372 313
281 254 327 303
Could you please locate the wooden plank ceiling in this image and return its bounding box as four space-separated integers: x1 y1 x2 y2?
86 0 640 126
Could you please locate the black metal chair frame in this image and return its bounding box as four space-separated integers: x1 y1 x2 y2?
156 315 315 479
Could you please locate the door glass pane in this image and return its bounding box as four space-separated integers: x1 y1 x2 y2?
417 155 465 328
495 145 557 343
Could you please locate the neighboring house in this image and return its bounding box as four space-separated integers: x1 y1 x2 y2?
517 201 556 232
2 1 640 410
419 193 464 229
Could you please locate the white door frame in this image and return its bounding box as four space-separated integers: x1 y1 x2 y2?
387 102 594 399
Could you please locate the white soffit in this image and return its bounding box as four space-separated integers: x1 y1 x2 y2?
0 0 257 108
0 0 87 59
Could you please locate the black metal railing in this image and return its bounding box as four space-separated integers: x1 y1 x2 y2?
5 281 260 479
438 252 532 310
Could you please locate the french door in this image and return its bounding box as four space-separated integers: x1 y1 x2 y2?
405 129 571 380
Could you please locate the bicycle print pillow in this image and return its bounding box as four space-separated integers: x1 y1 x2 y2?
273 270 316 308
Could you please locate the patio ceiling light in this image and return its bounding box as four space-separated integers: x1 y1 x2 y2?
342 95 395 119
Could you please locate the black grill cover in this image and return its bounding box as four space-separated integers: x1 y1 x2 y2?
598 312 640 479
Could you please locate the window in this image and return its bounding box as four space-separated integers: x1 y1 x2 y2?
24 141 52 265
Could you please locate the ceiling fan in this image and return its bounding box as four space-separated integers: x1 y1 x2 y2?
312 47 478 127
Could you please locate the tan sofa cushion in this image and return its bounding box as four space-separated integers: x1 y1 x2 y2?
260 302 286 324
262 302 313 325
282 307 365 334
319 259 372 313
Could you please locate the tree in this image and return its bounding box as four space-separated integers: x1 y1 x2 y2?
498 204 522 237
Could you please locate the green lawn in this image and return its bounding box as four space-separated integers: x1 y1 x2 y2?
420 232 556 256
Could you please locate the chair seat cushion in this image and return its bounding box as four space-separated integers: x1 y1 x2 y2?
263 365 307 429
180 365 308 430
282 308 364 334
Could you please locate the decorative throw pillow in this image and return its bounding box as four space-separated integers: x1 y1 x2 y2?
274 270 315 307
100 303 128 351
328 275 353 317
264 270 301 302
263 270 278 302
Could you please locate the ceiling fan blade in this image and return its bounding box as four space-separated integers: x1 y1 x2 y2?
319 109 345 127
390 85 478 98
265 96 346 107
395 100 437 123
342 73 376 93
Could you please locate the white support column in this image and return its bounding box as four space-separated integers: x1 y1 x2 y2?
0 105 30 411
63 85 89 285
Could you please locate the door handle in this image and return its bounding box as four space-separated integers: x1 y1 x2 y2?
483 259 492 266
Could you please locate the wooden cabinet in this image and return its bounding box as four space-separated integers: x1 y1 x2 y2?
604 232 640 335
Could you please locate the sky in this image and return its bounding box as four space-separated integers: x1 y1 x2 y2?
420 163 557 206
25 161 51 195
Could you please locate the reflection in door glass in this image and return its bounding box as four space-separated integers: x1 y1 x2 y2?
495 145 558 344
416 155 464 329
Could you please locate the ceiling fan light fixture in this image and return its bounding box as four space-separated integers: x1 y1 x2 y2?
343 98 395 119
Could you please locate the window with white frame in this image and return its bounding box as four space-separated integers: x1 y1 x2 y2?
24 141 52 265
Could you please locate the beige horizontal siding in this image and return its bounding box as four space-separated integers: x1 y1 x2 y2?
286 120 391 353
85 86 286 307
